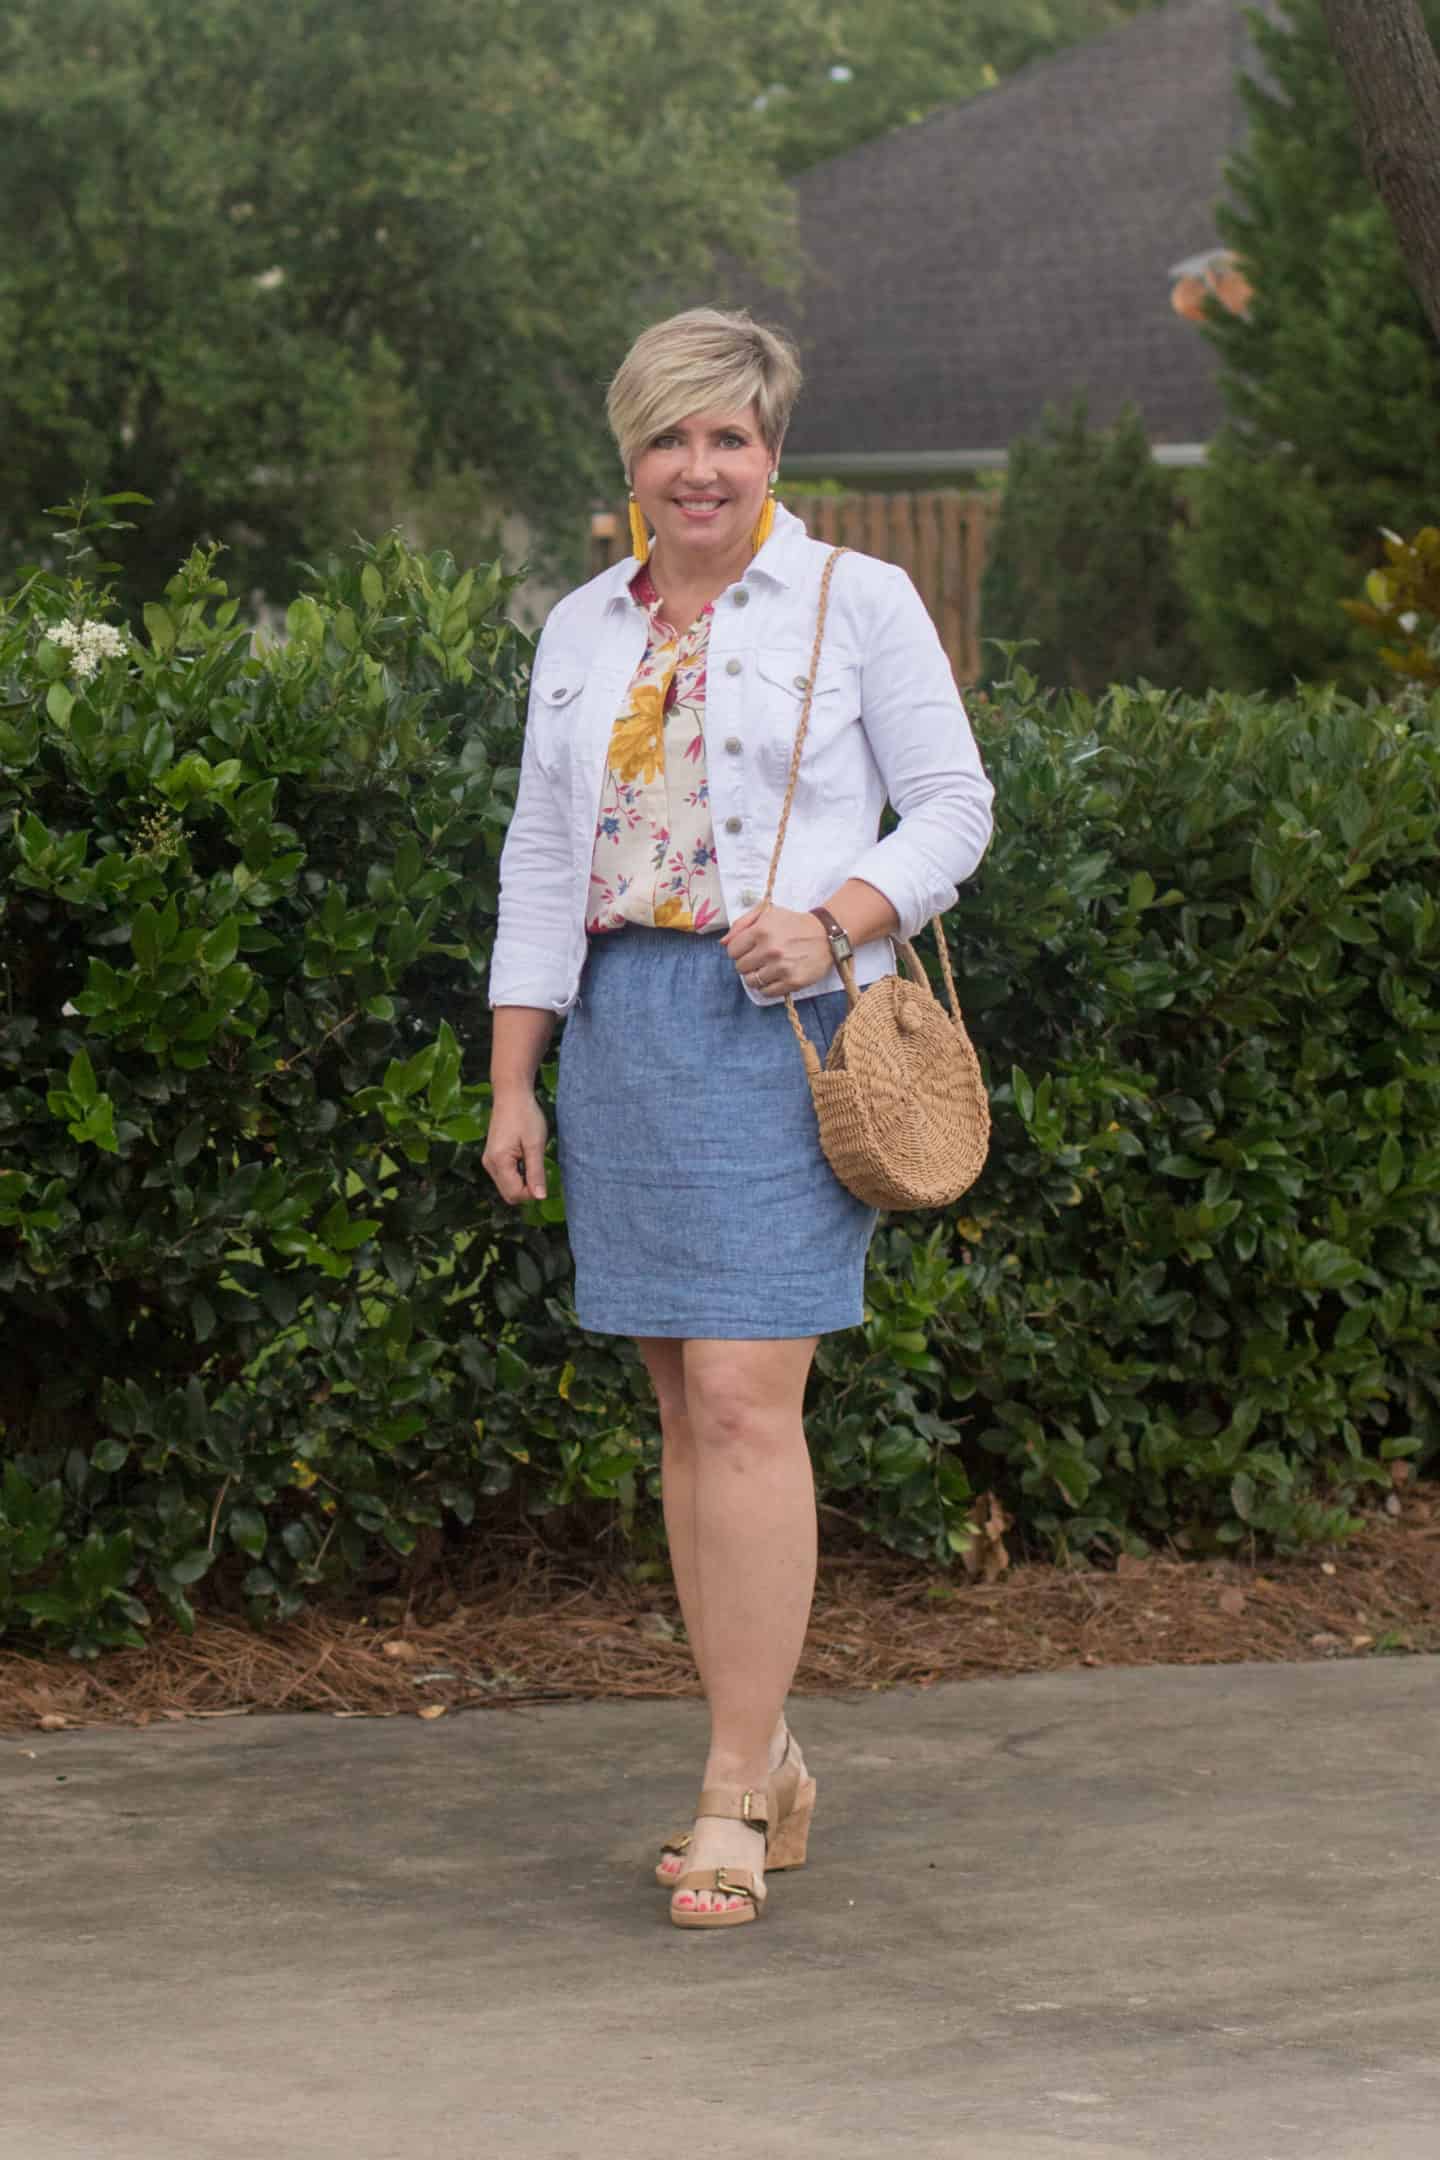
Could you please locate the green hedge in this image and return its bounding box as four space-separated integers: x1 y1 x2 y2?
935 667 1439 1550
978 398 1202 696
2 508 1437 1657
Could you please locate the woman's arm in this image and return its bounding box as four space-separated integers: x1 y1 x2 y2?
484 623 574 1204
483 1007 556 1204
845 565 994 937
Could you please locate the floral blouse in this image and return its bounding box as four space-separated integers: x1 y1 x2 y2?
585 565 728 936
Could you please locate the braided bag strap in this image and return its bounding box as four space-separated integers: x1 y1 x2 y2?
761 547 847 1075
761 547 962 1074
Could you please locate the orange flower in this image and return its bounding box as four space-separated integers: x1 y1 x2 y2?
609 683 667 786
653 895 693 930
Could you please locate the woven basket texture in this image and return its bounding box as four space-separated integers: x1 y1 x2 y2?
811 972 990 1210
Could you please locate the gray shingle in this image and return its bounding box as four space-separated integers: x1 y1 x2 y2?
746 0 1283 459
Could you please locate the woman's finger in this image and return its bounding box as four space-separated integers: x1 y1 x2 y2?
719 902 767 950
521 1137 548 1202
484 1148 523 1203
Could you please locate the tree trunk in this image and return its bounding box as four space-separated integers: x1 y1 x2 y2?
1321 0 1440 347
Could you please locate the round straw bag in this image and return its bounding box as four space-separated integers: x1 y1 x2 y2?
766 549 990 1212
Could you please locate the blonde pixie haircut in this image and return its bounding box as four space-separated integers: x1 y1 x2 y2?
607 307 803 479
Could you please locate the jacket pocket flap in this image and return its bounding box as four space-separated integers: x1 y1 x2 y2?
533 662 585 710
755 647 856 702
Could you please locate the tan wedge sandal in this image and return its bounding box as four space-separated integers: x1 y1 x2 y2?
655 1732 817 1888
668 1785 769 1931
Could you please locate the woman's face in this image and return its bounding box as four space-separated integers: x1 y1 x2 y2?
630 403 774 569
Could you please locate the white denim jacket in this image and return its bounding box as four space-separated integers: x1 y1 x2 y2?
489 503 994 1015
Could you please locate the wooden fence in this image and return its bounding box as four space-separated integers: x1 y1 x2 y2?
590 490 999 685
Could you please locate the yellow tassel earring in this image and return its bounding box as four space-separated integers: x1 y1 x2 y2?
628 494 651 566
750 473 778 554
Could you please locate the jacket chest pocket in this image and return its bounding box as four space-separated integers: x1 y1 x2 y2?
529 660 588 780
751 647 864 810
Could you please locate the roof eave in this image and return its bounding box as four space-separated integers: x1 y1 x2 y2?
780 444 1212 478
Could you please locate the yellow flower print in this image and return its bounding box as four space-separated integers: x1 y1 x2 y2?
653 894 693 930
608 682 668 786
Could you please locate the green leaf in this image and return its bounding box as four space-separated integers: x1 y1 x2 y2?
1295 1240 1365 1291
132 903 161 972
281 1519 314 1562
168 1549 213 1585
1377 1133 1403 1196
361 565 385 609
228 1507 268 1558
68 1049 99 1109
46 681 75 727
259 1276 300 1328
144 603 177 654
173 1116 207 1167
496 1342 528 1390
203 917 240 970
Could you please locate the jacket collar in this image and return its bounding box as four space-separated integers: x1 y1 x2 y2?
601 500 809 612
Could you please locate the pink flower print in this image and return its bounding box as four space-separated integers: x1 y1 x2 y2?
684 732 704 763
692 897 722 932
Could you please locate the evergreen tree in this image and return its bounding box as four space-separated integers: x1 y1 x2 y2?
1179 0 1440 691
980 399 1201 696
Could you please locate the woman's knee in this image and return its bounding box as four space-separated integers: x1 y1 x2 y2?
682 1363 798 1459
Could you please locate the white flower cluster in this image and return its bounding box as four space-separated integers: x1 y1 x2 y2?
51 617 129 681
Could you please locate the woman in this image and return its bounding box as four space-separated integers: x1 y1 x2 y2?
483 307 993 1931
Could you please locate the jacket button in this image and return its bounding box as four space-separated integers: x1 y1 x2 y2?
724 815 743 834
724 736 742 754
741 888 759 907
732 589 750 608
793 674 810 690
725 657 742 676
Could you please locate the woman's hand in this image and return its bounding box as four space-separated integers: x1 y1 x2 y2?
482 1088 550 1205
721 902 832 998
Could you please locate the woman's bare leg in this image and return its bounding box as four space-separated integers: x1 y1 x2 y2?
635 1339 709 1690
669 1334 819 1915
636 1337 795 1887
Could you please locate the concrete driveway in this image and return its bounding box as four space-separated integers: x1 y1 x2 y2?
4 1656 1437 2159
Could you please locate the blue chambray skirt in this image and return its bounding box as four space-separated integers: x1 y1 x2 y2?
555 928 878 1339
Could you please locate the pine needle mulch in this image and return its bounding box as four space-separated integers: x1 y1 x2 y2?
3 1495 1438 1736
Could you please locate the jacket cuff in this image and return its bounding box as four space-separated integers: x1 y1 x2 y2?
844 840 956 944
487 939 576 1015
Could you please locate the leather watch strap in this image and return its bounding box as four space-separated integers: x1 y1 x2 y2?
810 905 854 961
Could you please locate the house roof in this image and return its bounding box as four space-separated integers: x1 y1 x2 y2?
748 0 1283 464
